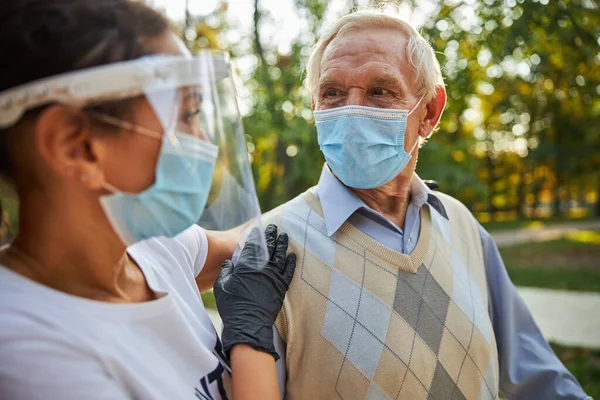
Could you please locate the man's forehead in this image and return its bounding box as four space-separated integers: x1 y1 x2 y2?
319 28 414 88
322 28 409 66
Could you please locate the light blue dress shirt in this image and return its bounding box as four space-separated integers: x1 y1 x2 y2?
309 164 591 400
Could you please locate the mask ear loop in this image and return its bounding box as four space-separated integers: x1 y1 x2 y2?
84 111 163 194
406 96 424 154
407 96 424 116
407 134 421 155
103 182 122 194
78 166 121 194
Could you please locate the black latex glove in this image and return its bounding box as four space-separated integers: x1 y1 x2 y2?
214 224 296 361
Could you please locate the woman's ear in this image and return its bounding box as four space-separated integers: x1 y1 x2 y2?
419 85 447 138
34 105 107 190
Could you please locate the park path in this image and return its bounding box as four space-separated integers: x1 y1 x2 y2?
517 287 600 349
489 219 600 349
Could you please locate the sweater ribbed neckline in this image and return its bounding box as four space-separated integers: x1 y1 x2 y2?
301 189 432 274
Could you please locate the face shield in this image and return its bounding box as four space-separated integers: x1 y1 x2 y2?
0 51 266 255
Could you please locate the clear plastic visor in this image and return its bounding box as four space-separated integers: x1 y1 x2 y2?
139 52 264 239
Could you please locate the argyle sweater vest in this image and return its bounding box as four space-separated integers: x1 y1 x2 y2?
263 188 500 400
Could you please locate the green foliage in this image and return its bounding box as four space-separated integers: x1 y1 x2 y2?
201 290 217 310
185 0 600 217
481 215 596 232
506 266 600 292
418 0 600 220
242 0 328 211
500 229 600 292
0 181 17 236
2 1 599 229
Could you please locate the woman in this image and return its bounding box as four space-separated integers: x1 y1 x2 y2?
0 0 294 399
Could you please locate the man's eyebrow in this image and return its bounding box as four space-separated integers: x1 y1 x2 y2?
373 75 407 92
318 77 338 90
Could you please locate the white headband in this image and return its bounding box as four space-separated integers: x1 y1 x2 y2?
0 52 230 129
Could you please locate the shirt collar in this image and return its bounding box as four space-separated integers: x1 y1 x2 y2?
315 165 365 237
314 164 447 236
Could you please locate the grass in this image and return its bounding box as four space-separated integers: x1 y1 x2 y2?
500 229 600 292
201 290 217 310
551 343 600 399
500 230 600 396
482 216 597 232
505 267 600 292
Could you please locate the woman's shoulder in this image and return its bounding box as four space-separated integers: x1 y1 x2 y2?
0 267 85 330
0 269 85 350
0 300 128 400
128 224 209 279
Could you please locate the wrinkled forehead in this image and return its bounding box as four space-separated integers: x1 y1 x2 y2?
319 27 417 89
322 27 409 68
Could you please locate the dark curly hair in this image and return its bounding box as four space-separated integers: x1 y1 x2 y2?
0 0 171 183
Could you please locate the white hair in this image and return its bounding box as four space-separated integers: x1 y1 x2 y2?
306 8 444 101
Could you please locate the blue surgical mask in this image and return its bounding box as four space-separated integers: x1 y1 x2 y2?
100 131 219 245
314 101 421 189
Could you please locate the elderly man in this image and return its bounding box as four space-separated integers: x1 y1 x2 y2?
261 9 591 400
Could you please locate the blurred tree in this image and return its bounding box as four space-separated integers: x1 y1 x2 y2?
242 0 328 211
418 0 600 219
184 0 600 220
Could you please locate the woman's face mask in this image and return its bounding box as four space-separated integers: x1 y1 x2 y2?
91 96 219 246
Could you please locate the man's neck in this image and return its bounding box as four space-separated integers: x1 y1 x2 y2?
350 173 413 230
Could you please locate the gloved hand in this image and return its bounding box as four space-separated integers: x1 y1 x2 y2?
214 224 296 360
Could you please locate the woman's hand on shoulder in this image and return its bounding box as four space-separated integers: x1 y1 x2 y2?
214 224 296 359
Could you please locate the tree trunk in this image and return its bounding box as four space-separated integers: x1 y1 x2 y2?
553 161 565 218
596 176 600 217
486 154 497 221
516 164 527 220
183 0 191 44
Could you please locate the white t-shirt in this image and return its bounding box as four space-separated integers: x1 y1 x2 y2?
0 225 232 400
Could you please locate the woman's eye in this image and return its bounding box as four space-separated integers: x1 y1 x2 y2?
183 108 201 124
372 88 389 96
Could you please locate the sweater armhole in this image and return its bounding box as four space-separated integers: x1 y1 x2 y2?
274 307 288 343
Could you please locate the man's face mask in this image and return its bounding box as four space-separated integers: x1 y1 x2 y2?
314 99 422 189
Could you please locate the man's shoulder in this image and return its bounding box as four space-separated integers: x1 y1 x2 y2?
428 191 484 249
262 187 319 225
429 190 474 221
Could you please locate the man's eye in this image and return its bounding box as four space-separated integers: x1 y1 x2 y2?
325 89 338 97
372 88 389 96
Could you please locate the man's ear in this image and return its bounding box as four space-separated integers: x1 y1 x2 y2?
34 105 107 190
419 85 447 138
